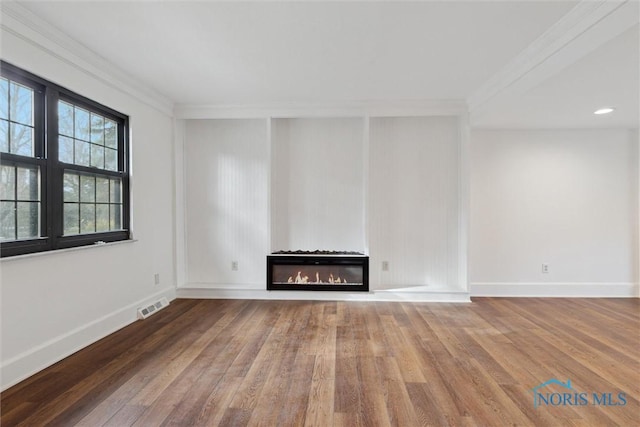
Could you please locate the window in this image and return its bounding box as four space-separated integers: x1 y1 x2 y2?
58 100 124 237
0 61 129 257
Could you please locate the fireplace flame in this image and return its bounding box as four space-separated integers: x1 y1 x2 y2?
287 271 347 284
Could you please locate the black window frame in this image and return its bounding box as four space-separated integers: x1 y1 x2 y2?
1 61 130 257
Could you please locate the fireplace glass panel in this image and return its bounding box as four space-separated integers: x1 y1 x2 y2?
267 255 369 291
272 264 363 285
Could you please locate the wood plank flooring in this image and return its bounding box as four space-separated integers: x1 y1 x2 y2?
1 298 638 426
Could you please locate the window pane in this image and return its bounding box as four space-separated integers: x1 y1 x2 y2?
74 107 90 141
110 178 121 203
63 203 79 235
59 136 74 163
91 114 104 145
10 82 33 126
96 204 109 232
16 166 39 201
110 204 121 230
96 177 109 203
75 140 90 167
0 120 7 153
0 201 15 240
80 203 95 233
90 144 104 169
1 65 129 254
58 101 74 137
63 173 79 202
80 175 95 202
16 201 39 239
0 165 15 200
0 78 7 120
105 148 117 171
104 119 117 148
10 123 34 156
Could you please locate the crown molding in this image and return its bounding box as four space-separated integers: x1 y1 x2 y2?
467 0 637 123
174 99 468 120
0 2 174 117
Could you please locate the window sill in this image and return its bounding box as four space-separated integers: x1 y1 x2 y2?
0 239 138 262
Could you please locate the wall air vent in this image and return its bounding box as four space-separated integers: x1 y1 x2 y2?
137 297 169 319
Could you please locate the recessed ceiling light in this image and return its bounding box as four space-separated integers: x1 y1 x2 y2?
594 107 615 115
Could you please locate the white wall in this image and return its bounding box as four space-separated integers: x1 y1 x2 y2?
271 118 365 252
184 119 269 288
470 129 639 296
0 16 175 390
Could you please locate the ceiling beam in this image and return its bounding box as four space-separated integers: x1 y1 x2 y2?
467 0 639 126
173 100 468 120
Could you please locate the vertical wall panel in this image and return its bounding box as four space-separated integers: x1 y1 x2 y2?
369 116 461 290
271 118 365 252
185 119 269 286
636 129 640 292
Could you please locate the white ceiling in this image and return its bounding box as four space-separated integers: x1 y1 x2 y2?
11 1 640 129
472 24 639 128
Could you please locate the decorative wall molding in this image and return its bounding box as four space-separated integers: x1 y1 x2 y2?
471 282 639 298
180 116 469 297
0 2 174 117
173 99 468 120
173 119 188 287
467 0 637 123
458 113 471 294
0 287 176 392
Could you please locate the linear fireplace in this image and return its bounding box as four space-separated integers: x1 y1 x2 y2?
267 251 369 292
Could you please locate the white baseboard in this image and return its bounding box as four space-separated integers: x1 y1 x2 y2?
176 285 471 303
471 282 639 298
0 286 176 392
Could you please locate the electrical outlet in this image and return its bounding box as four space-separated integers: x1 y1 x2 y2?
382 261 389 271
232 261 239 271
154 273 160 285
541 263 549 274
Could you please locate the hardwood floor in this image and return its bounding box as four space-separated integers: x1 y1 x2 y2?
1 298 638 426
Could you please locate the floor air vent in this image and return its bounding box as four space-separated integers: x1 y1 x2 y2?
137 297 169 319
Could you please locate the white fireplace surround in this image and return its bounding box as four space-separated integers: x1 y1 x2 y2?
177 112 471 302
